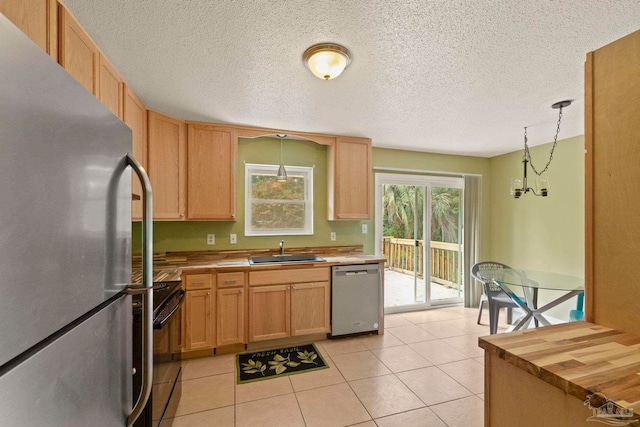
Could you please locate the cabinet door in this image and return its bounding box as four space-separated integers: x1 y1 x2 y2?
187 125 236 220
0 0 57 58
58 5 98 95
248 285 290 342
148 111 186 220
123 85 146 221
217 288 245 346
291 282 330 336
184 289 214 350
98 53 123 119
329 137 372 220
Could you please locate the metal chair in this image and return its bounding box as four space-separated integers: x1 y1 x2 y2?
472 262 526 334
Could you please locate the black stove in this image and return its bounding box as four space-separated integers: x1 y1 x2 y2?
132 280 183 427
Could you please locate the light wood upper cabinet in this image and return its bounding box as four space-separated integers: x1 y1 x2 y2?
98 53 123 119
148 111 187 220
58 4 98 95
328 136 372 220
187 124 237 220
123 85 146 221
0 0 57 59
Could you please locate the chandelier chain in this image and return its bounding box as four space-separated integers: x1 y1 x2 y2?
524 106 564 176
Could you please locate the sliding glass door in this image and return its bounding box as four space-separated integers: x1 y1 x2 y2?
375 174 464 313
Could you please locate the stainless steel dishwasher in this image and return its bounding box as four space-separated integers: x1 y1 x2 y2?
331 264 380 337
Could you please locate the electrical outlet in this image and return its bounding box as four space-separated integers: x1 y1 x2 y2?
361 224 368 234
230 234 237 244
207 234 215 245
330 232 336 241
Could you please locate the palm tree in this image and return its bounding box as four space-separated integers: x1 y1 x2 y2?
383 185 423 239
431 187 460 243
383 185 459 243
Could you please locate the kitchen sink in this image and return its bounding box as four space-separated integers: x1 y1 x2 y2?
248 254 325 265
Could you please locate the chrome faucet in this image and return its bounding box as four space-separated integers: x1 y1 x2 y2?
279 240 285 256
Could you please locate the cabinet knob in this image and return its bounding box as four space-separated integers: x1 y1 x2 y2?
207 291 210 295
180 214 184 218
239 289 243 294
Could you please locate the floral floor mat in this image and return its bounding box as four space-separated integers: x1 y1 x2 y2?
236 343 328 384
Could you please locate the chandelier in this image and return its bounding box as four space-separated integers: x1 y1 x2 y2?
510 100 572 198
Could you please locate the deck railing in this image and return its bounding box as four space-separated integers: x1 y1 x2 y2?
382 236 461 290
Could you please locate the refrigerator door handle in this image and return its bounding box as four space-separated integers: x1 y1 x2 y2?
125 153 154 427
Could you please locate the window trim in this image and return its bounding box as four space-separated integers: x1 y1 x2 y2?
244 163 314 236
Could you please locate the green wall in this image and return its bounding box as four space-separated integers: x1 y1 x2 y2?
488 135 585 320
133 137 367 253
372 147 493 259
133 133 586 301
488 135 584 275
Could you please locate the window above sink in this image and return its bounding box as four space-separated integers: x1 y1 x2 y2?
244 163 314 236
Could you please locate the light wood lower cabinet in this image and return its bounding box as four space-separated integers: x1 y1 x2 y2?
249 285 291 342
291 282 330 336
182 267 331 350
217 287 245 346
184 288 214 350
248 270 330 342
183 272 215 351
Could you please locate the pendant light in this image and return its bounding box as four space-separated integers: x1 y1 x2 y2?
277 134 287 182
510 100 572 198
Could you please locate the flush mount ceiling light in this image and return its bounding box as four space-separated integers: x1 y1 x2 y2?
510 100 572 199
303 43 352 80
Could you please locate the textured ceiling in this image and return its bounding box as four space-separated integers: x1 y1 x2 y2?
63 0 640 157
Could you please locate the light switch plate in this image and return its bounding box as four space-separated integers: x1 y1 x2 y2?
230 234 237 244
361 224 368 234
330 232 336 241
207 234 215 245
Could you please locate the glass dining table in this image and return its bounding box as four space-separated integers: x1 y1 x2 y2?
481 268 584 332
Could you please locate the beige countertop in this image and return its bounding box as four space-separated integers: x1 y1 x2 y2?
131 249 385 283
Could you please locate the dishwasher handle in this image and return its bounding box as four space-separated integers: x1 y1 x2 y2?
332 264 380 277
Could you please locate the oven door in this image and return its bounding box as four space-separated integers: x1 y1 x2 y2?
152 289 184 425
133 287 184 427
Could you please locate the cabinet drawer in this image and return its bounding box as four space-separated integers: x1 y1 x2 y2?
185 273 212 290
249 267 330 286
217 271 245 288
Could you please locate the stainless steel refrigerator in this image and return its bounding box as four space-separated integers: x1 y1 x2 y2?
0 14 153 426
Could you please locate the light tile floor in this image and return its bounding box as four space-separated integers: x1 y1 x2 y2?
162 306 508 427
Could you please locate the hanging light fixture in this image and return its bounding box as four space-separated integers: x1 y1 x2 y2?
510 100 572 198
277 134 287 182
302 43 352 80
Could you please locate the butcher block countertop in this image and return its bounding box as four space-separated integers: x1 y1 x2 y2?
479 322 640 416
131 246 385 283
